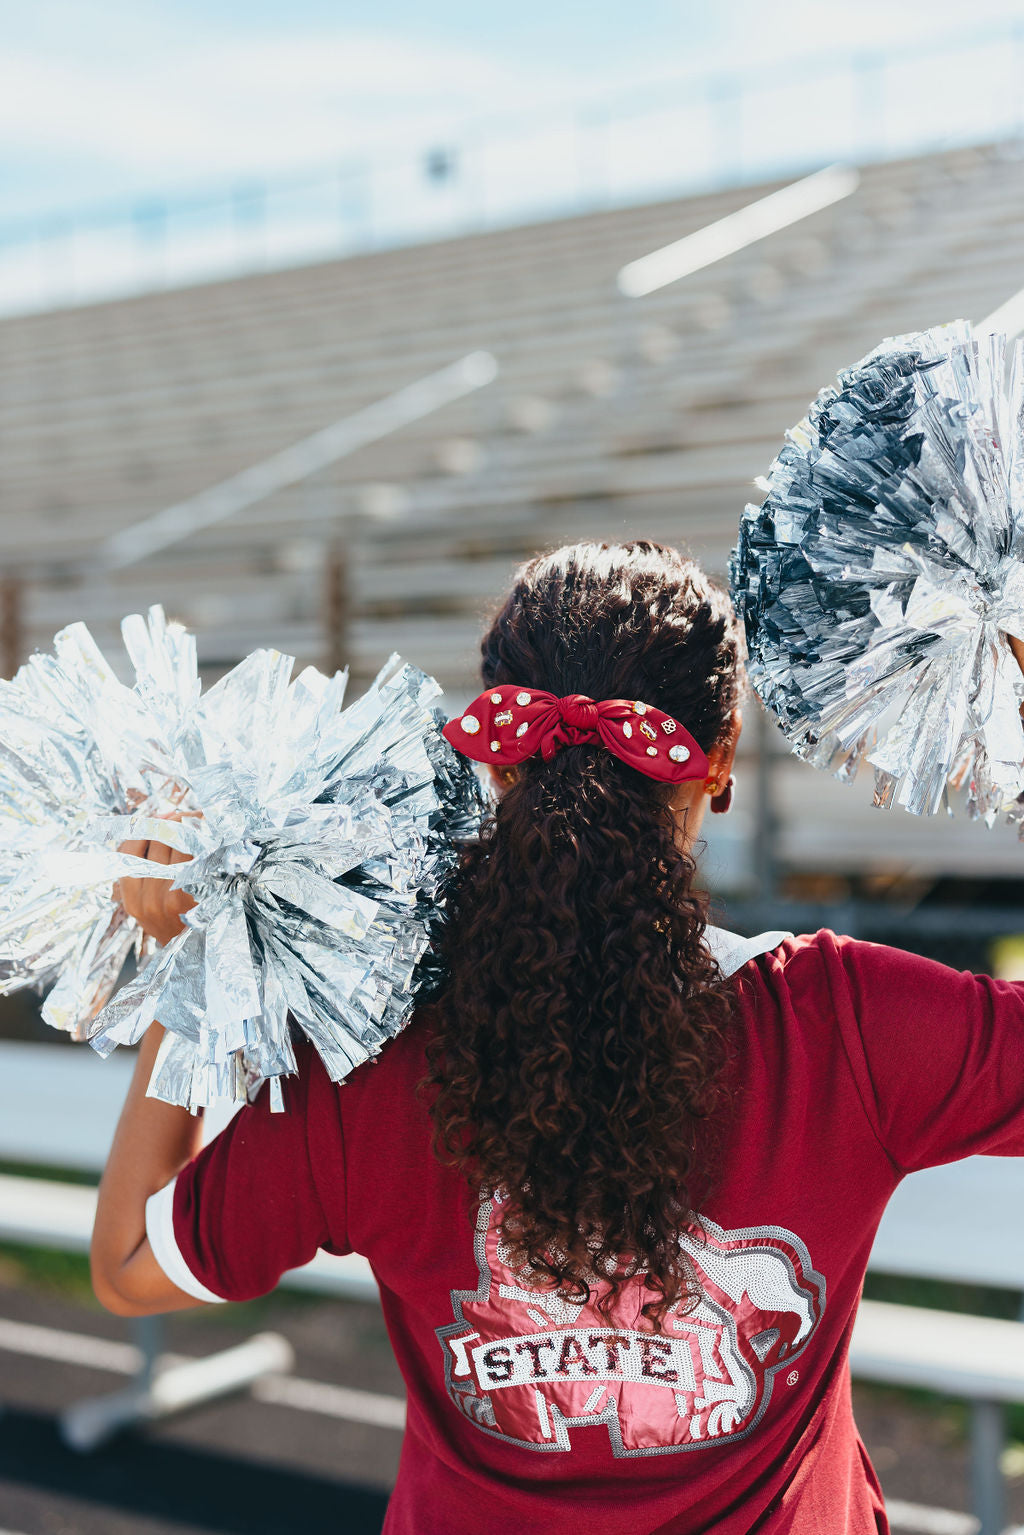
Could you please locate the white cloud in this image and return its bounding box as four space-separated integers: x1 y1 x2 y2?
0 0 1021 221
705 0 1024 68
0 8 604 197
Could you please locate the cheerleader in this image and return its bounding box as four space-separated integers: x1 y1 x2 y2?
92 540 1024 1534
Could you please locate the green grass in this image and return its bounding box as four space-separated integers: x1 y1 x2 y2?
0 1236 358 1330
0 1158 375 1328
863 1269 1023 1321
861 1271 1024 1443
2 1170 1022 1431
0 1159 102 1302
0 1241 98 1304
0 1157 99 1186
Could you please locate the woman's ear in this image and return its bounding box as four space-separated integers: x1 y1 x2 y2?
487 764 517 795
705 708 741 787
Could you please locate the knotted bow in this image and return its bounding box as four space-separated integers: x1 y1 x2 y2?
442 687 709 784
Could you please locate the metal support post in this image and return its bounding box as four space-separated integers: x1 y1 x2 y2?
0 576 24 678
969 1398 1005 1535
854 53 887 162
134 1313 163 1388
709 75 743 187
324 543 350 679
60 1330 294 1453
753 703 778 905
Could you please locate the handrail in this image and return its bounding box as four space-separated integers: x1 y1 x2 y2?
979 288 1024 338
103 351 497 570
0 23 1021 318
616 164 860 298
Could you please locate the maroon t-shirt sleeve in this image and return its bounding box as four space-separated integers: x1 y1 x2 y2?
168 1054 338 1303
813 930 1024 1173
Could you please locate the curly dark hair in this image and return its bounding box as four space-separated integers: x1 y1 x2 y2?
423 540 743 1322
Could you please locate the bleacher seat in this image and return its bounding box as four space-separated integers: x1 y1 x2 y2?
3 141 1024 879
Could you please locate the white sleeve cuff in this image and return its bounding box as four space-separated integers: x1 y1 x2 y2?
145 1177 226 1305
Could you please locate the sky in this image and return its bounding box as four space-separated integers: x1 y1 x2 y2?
3 0 1024 224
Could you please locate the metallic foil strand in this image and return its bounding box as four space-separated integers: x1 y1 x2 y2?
730 320 1024 826
0 608 485 1107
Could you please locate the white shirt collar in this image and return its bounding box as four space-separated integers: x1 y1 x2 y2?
704 925 792 978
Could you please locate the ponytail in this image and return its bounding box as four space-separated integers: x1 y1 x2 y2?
424 541 742 1321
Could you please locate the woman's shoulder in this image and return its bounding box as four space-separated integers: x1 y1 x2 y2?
725 926 932 1013
305 1005 439 1113
710 924 855 985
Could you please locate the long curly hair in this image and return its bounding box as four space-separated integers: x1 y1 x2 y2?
424 540 743 1322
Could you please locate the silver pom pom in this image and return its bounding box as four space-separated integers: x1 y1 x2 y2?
0 608 485 1108
731 320 1024 824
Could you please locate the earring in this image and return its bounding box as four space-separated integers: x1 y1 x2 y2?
710 775 734 814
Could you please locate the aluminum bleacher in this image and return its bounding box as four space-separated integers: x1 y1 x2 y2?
3 139 1024 882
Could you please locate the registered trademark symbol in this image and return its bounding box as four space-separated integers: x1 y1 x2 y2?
786 1370 799 1386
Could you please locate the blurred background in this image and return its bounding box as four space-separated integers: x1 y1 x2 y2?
5 2 1024 1532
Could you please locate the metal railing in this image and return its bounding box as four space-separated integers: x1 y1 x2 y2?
102 352 498 569
2 127 1024 947
2 23 1023 318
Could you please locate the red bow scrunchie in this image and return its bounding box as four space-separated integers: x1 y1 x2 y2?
442 687 709 784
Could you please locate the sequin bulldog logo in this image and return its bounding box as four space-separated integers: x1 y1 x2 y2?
436 1193 825 1456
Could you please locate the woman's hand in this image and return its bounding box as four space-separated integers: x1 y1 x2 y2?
118 837 196 946
1009 637 1024 722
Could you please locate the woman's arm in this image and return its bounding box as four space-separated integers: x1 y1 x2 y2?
91 1019 209 1316
92 836 206 1316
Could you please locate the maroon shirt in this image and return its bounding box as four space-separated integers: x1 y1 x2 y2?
149 931 1024 1533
